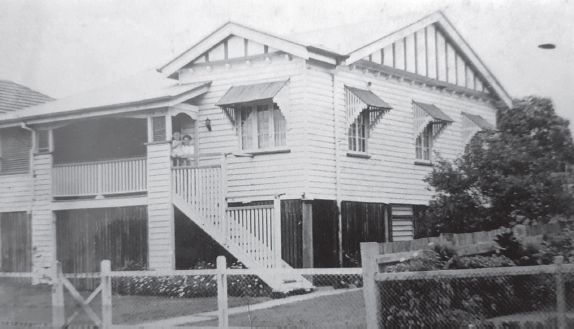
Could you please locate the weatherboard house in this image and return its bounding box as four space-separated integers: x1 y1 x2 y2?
0 12 509 291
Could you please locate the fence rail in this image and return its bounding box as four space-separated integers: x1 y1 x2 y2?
52 157 147 197
15 259 362 328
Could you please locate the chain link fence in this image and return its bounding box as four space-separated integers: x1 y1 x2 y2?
371 262 574 328
108 264 364 327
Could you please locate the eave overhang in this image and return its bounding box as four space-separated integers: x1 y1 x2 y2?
0 82 212 127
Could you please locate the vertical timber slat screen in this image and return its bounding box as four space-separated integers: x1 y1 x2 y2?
0 212 32 272
56 206 148 289
342 201 388 267
281 199 303 268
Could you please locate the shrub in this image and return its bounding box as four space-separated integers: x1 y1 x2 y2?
113 261 272 298
539 225 574 264
382 244 534 326
494 231 540 266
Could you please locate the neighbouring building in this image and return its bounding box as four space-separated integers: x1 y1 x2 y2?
0 79 54 273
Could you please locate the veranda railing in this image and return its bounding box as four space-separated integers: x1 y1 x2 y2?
52 157 147 197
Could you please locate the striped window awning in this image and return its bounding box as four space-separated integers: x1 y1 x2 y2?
461 112 495 146
216 80 290 126
413 101 453 138
345 86 392 129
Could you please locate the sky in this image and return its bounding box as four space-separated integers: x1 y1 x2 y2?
1 0 573 131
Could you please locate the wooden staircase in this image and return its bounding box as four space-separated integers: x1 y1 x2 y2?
172 165 313 293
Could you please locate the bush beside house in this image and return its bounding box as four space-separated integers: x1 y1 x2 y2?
380 223 574 327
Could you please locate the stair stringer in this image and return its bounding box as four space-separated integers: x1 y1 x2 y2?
172 193 313 293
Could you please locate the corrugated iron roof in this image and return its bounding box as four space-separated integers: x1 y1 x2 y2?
0 70 210 122
413 101 453 122
462 112 495 130
346 86 392 110
216 80 288 107
0 80 54 113
284 13 427 55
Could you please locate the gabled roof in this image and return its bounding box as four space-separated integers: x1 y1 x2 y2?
288 12 511 108
159 11 511 108
0 80 54 113
159 22 312 77
286 13 427 56
0 70 210 124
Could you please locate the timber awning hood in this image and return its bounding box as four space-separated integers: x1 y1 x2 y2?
461 112 495 130
216 80 289 107
216 80 290 126
413 101 453 123
345 86 392 110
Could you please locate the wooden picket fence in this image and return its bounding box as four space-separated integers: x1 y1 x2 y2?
378 220 573 255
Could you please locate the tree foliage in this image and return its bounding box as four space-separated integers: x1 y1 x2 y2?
423 97 574 234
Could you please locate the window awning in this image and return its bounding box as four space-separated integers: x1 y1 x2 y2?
346 86 392 110
461 112 495 130
345 86 392 130
413 101 453 123
216 80 289 107
413 101 453 139
461 112 495 146
216 80 290 128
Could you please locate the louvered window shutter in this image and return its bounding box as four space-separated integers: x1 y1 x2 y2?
0 128 32 174
37 130 50 153
152 116 166 142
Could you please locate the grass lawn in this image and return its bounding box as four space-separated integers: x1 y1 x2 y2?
191 289 367 328
0 278 270 326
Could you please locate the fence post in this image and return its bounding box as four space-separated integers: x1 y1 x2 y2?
221 153 228 243
51 261 65 327
361 242 381 329
217 256 228 328
273 195 282 269
555 256 566 329
101 260 112 328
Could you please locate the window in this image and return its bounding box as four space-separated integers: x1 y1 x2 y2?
37 130 51 153
412 101 453 164
415 124 433 161
0 127 32 174
151 116 166 142
348 112 369 152
345 86 392 155
238 102 286 151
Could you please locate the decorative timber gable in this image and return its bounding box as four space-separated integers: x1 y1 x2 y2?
359 24 487 94
187 36 282 66
344 12 512 108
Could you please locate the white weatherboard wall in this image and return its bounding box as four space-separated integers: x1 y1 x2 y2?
305 66 337 200
333 67 496 206
179 54 308 201
147 142 174 270
0 173 31 212
31 153 54 277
